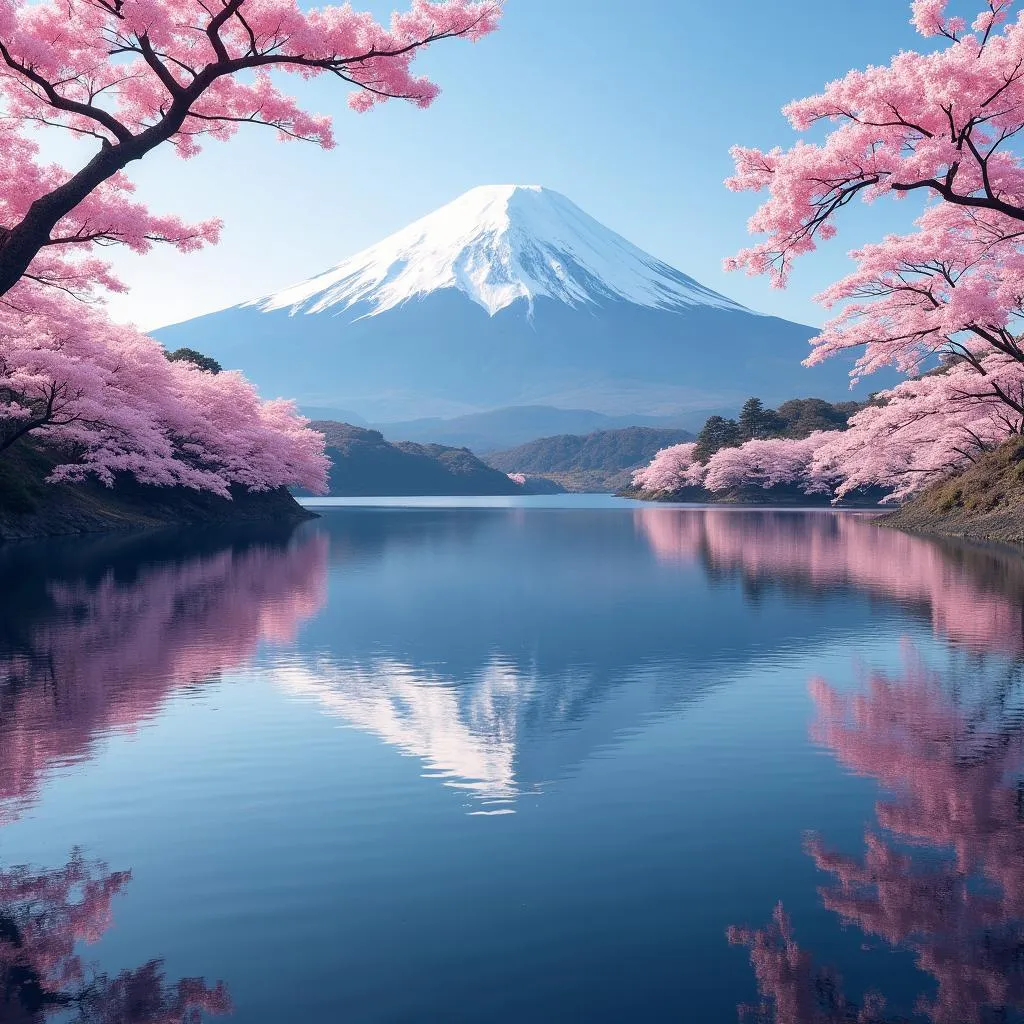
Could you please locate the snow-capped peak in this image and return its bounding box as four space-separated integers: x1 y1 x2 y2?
251 185 749 318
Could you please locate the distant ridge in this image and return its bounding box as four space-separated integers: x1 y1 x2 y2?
374 406 697 453
306 421 562 497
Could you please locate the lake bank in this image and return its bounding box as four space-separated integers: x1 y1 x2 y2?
0 441 314 541
616 481 887 508
875 437 1024 547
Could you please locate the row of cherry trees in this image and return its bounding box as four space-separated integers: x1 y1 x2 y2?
636 0 1024 502
632 370 1018 502
0 0 500 495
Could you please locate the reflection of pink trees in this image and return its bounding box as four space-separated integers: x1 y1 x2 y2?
731 649 1024 1023
0 850 229 1023
728 903 887 1024
636 509 1024 653
0 531 328 820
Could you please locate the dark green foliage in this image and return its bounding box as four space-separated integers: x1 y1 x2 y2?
774 397 859 437
694 415 743 461
165 347 222 374
695 396 864 458
739 397 784 440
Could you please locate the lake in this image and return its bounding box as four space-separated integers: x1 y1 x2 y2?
2 497 1023 1023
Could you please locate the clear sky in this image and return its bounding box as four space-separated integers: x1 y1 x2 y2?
82 0 933 330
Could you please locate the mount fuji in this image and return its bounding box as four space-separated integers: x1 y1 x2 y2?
153 185 864 425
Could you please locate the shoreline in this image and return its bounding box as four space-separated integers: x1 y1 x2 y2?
0 445 316 543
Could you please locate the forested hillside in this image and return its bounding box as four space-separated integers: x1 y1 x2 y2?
486 427 695 492
308 422 539 497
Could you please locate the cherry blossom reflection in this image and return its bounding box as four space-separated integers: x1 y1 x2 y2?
0 850 230 1023
0 528 328 821
731 648 1024 1023
637 508 1024 653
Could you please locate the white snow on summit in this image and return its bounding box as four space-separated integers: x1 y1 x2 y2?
251 185 750 318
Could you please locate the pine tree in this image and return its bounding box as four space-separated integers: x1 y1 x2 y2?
694 416 743 461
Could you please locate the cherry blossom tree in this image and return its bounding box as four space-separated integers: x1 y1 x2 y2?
0 0 500 495
810 354 1024 501
631 433 842 499
703 433 836 493
630 442 705 495
721 0 1024 498
0 0 501 302
1 294 330 493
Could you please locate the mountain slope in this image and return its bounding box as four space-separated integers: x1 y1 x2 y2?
153 185 871 422
249 184 747 319
486 427 695 492
308 421 536 496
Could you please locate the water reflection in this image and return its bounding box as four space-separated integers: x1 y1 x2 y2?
5 508 1024 1018
281 510 1024 809
6 509 1024 819
0 850 230 1023
636 508 1024 653
731 645 1024 1023
0 526 328 821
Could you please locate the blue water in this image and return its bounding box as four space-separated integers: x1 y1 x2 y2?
1 501 1022 1022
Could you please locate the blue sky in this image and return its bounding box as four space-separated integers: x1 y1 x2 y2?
89 0 932 330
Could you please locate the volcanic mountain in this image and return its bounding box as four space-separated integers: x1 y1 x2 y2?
154 185 862 424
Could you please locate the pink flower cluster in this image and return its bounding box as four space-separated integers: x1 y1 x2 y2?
632 434 840 498
0 288 330 494
0 0 500 494
721 1 1024 497
0 0 500 297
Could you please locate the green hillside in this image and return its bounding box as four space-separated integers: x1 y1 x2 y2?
485 427 695 493
309 422 558 496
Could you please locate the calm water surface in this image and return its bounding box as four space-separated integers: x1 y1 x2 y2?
2 499 1024 1022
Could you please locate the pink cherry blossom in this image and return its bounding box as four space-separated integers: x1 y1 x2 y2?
0 0 501 299
630 442 705 494
0 290 330 494
0 0 500 495
723 1 1024 497
702 432 836 493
